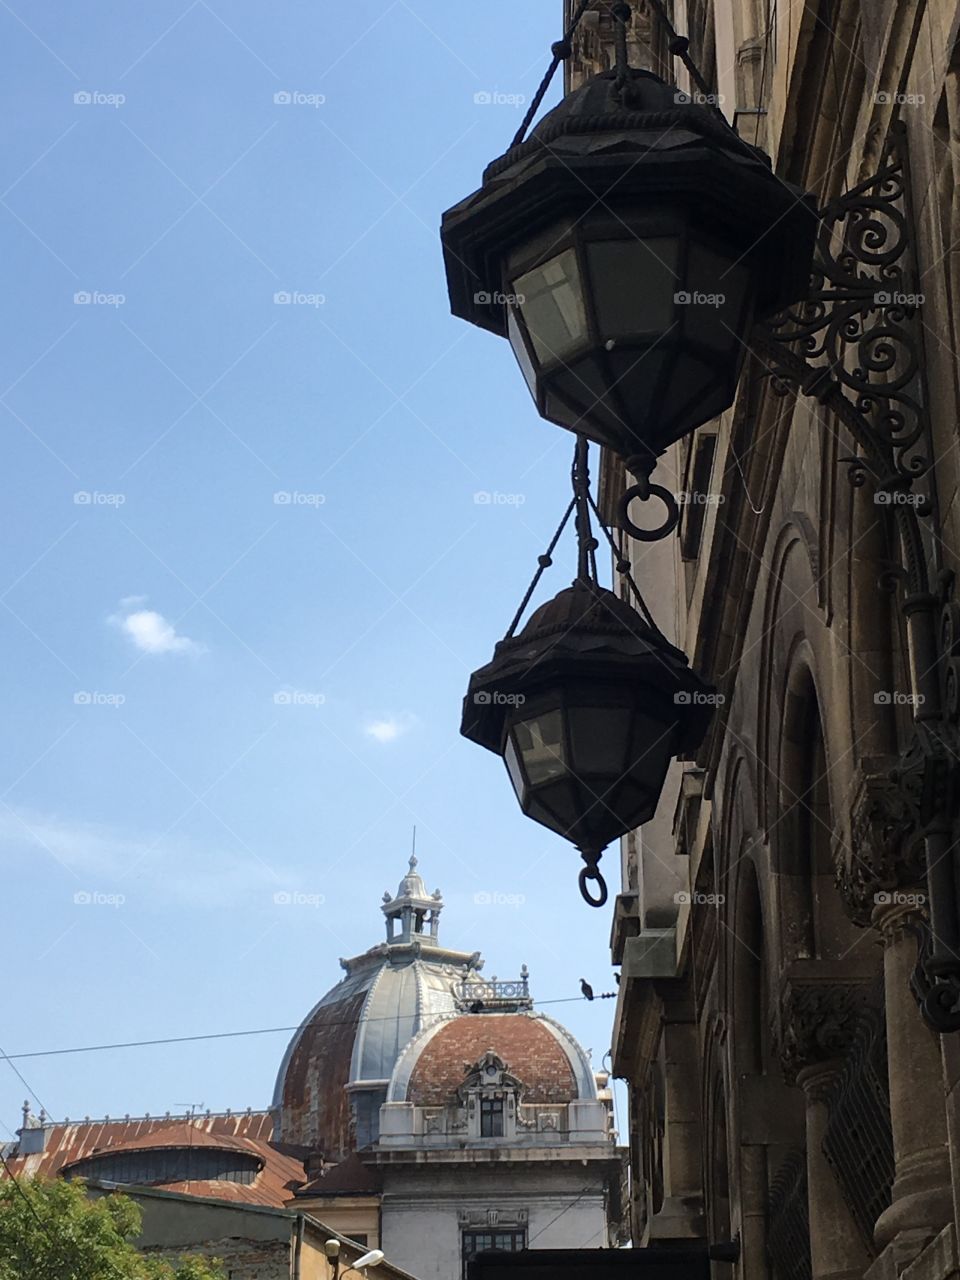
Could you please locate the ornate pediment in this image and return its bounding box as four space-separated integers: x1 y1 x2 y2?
459 1050 524 1097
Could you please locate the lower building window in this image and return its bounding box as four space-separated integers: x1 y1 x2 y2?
462 1229 526 1279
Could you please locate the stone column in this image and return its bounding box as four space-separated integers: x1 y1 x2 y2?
778 975 876 1280
796 1061 872 1280
872 902 953 1264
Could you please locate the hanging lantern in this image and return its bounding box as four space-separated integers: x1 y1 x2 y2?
460 438 715 906
441 67 816 463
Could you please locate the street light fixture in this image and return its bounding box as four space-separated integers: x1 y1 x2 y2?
441 66 817 474
461 437 713 906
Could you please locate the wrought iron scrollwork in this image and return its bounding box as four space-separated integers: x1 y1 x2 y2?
752 123 960 1032
754 125 929 497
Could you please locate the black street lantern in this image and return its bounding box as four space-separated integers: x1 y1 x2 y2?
441 67 817 465
461 439 715 906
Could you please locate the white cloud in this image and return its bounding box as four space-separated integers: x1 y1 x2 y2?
365 713 417 744
111 600 204 656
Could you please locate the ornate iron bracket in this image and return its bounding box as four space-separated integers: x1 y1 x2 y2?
750 124 960 1032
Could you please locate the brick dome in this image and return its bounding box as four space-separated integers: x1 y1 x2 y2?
390 1012 596 1106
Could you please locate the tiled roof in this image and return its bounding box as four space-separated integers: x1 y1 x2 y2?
3 1112 310 1210
404 1014 579 1105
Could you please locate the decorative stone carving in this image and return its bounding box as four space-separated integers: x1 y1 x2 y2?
836 763 925 926
776 976 873 1084
457 1208 528 1228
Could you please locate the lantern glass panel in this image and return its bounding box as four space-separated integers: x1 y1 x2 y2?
513 249 587 364
567 705 632 775
511 710 566 784
507 308 538 399
504 734 526 801
587 237 680 337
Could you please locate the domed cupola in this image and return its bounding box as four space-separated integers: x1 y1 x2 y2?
273 856 483 1155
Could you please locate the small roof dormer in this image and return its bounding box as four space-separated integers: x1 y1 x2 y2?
381 855 443 945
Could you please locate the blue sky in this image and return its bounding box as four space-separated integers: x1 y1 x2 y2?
0 1 627 1138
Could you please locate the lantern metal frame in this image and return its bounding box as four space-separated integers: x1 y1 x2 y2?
460 435 715 907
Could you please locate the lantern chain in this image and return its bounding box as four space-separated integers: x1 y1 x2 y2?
510 0 593 149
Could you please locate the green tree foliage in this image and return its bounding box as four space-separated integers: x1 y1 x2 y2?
0 1176 226 1280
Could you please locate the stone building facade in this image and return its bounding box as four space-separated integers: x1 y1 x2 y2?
561 0 960 1278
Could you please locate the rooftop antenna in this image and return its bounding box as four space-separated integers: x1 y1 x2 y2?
411 826 416 859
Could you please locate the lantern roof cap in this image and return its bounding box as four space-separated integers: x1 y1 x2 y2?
461 577 713 757
441 68 818 338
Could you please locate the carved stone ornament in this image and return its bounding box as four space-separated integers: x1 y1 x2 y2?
777 977 873 1083
457 1208 528 1228
837 763 925 926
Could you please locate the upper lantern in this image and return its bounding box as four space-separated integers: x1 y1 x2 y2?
441 69 817 461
